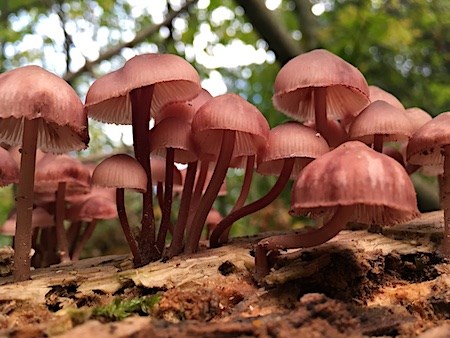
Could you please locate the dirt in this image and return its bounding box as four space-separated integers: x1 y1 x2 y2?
0 211 449 337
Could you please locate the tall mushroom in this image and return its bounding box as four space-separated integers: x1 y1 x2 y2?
210 121 329 247
0 66 88 281
406 112 450 255
255 141 419 278
272 49 370 137
185 93 269 253
85 54 201 263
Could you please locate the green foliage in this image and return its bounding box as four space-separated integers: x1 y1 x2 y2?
92 294 161 322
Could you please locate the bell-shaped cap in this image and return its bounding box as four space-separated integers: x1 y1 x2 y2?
407 112 450 166
192 93 269 161
368 85 404 110
257 122 329 179
150 117 198 163
92 154 147 192
273 49 370 122
349 100 414 144
0 65 89 152
66 195 117 222
85 53 201 124
0 147 19 187
291 141 419 225
404 107 432 133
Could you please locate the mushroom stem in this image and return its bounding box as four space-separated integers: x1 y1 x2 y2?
186 160 209 232
13 118 38 281
156 147 175 253
219 155 255 243
167 161 197 258
67 221 83 256
156 182 164 210
55 182 71 263
116 187 142 265
210 158 295 248
314 87 328 138
442 145 450 255
71 220 98 261
185 130 236 254
255 205 354 278
129 85 157 263
373 134 384 153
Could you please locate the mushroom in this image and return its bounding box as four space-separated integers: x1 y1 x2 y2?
85 54 201 263
272 49 370 137
68 195 118 261
34 154 91 262
406 112 450 255
255 141 419 278
0 147 19 187
149 116 199 254
0 66 88 281
368 85 404 110
185 93 270 254
348 100 414 153
210 121 329 247
91 154 147 265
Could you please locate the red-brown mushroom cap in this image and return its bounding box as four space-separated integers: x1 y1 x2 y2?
92 154 147 193
304 119 348 148
405 107 432 132
0 207 54 236
368 85 404 110
149 117 198 163
154 88 212 124
34 154 91 195
85 53 201 124
257 122 329 179
0 147 19 187
407 112 450 166
66 195 117 222
291 141 419 225
348 100 414 144
150 156 183 186
192 93 270 161
0 65 89 152
273 49 370 122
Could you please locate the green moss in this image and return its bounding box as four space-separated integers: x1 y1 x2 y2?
92 295 161 322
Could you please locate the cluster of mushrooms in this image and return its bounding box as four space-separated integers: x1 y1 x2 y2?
0 49 448 283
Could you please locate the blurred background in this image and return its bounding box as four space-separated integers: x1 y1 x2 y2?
0 0 448 255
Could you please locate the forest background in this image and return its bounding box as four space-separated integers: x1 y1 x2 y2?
0 0 448 256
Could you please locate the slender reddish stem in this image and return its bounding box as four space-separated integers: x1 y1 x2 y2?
210 158 295 248
167 161 197 258
129 85 157 263
314 87 328 138
373 134 384 153
67 221 82 256
116 187 142 265
185 130 236 254
156 182 164 210
442 145 450 256
13 118 38 281
255 205 354 279
186 160 209 232
71 220 97 261
55 182 71 262
219 155 255 243
157 147 175 253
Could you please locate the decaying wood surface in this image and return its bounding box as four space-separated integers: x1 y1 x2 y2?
0 211 448 337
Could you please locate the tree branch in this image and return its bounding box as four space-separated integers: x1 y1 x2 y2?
63 0 197 82
234 0 303 65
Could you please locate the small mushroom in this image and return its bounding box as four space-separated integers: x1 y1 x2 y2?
255 141 419 278
92 154 147 265
210 121 329 247
272 49 370 137
406 112 450 255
